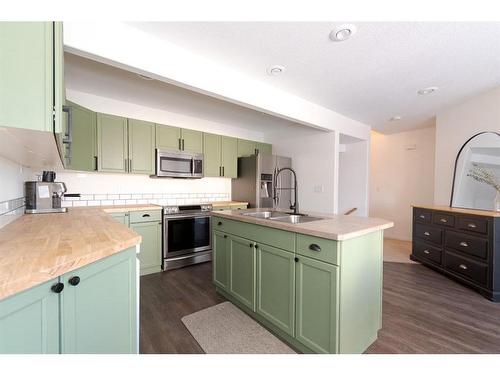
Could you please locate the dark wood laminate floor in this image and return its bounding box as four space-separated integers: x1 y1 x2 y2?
140 261 500 354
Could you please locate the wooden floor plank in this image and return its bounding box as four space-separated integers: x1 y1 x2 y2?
140 261 500 354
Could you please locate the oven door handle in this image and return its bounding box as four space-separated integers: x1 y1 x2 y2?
191 158 195 176
164 214 212 220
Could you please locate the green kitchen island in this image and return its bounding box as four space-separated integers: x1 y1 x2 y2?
211 209 393 354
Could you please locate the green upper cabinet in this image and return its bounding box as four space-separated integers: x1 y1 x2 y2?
155 124 203 153
213 231 230 291
65 101 97 172
0 279 60 354
295 256 339 354
0 22 60 132
60 248 138 354
237 139 257 157
97 113 128 173
221 136 238 178
256 243 295 336
256 142 272 155
181 128 203 153
229 235 256 311
203 133 222 177
130 220 162 276
128 119 155 175
155 124 181 150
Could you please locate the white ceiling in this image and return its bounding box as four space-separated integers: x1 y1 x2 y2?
128 22 500 133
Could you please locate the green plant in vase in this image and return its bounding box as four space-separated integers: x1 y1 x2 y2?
467 165 500 211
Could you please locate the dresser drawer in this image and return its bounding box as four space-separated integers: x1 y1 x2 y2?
129 210 162 223
445 251 488 286
414 208 432 224
413 240 442 264
414 223 443 245
445 231 488 260
296 234 339 265
432 212 455 227
457 216 488 235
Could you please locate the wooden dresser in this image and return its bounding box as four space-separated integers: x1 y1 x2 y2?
411 205 500 302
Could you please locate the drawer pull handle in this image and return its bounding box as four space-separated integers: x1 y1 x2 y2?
419 215 425 219
423 231 430 236
467 223 477 229
459 264 468 270
309 244 322 252
440 218 447 223
249 243 253 248
423 250 430 254
142 214 150 218
459 241 468 247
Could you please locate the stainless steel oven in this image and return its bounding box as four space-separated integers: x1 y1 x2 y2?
156 149 203 178
162 204 213 270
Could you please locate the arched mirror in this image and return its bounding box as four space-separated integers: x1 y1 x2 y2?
450 132 500 211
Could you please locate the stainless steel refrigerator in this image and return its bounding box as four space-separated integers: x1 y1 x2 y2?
231 154 292 210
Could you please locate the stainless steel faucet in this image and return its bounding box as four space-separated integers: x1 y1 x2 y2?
274 167 299 214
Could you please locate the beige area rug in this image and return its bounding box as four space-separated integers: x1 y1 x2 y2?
181 301 296 354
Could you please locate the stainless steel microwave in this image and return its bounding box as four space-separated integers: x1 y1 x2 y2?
155 149 204 178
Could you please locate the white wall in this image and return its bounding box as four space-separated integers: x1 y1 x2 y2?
269 128 337 214
0 155 34 228
434 87 500 205
338 140 369 217
370 127 436 241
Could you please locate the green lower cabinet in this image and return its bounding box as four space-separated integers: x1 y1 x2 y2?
130 221 162 275
110 212 130 227
295 256 339 354
97 113 128 173
65 101 97 172
0 279 60 354
229 235 256 311
128 118 155 175
213 231 230 290
60 248 138 354
256 243 295 336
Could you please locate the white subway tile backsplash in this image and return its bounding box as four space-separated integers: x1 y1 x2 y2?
142 194 153 199
80 194 94 200
87 200 101 206
72 201 88 207
101 200 114 206
114 199 126 205
107 194 119 200
125 199 137 205
93 194 107 200
153 193 163 198
61 201 73 208
137 199 148 204
119 194 132 200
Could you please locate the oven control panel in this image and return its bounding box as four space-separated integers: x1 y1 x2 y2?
163 206 180 214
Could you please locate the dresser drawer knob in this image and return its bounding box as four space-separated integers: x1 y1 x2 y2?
423 250 430 254
419 215 425 219
423 231 430 236
459 264 468 270
467 223 477 229
440 218 447 223
459 241 468 247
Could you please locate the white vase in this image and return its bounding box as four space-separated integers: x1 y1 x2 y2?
495 191 500 212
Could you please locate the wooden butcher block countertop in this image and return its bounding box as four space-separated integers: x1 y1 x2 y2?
0 207 141 301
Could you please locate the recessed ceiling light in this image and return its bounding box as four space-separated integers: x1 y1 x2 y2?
329 24 357 42
137 73 154 81
267 65 286 76
417 86 439 95
389 115 402 122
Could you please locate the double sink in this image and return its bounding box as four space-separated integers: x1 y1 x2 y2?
239 210 323 224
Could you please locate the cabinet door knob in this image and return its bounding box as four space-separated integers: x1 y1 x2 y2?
423 250 430 254
294 257 299 263
223 234 227 239
459 241 468 247
309 244 321 252
423 231 430 236
249 243 253 247
459 264 468 270
51 282 64 294
254 244 259 249
68 276 80 286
